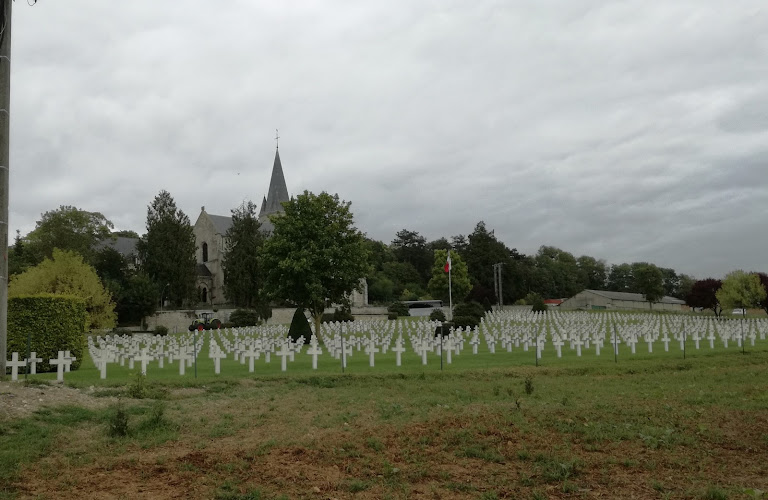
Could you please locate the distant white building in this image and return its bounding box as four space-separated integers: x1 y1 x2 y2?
560 289 685 312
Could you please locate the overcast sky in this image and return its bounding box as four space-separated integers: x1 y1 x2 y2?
10 1 768 279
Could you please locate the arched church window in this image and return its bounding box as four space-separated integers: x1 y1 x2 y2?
202 287 208 303
202 242 208 262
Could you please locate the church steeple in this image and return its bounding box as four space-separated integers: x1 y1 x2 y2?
259 147 290 218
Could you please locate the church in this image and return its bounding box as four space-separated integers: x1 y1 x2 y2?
192 147 289 305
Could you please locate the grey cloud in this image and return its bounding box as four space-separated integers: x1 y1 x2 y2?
7 0 768 280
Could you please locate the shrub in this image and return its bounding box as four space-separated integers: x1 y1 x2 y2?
454 301 486 319
429 309 446 322
524 376 534 395
107 402 129 438
528 293 547 313
153 325 169 336
8 294 87 372
288 308 312 342
228 309 262 327
322 307 355 323
127 372 148 399
387 312 398 320
388 301 409 317
112 327 134 337
453 315 479 330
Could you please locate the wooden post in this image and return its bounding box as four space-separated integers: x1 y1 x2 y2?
0 0 12 378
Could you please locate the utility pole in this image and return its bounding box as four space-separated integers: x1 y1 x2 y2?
497 262 503 310
0 0 12 377
492 262 503 310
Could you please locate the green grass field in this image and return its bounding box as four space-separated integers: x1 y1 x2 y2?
2 329 768 499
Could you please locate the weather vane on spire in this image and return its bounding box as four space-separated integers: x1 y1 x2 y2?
275 128 280 150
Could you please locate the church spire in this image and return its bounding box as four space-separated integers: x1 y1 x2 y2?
260 142 290 218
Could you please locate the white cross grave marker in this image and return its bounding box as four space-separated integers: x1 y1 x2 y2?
277 341 291 372
135 348 153 376
7 353 26 381
49 351 67 382
27 352 42 375
306 336 323 370
391 336 406 367
211 348 227 375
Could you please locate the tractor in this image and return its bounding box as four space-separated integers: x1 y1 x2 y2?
188 311 222 331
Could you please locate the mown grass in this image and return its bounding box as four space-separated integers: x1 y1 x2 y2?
2 348 767 498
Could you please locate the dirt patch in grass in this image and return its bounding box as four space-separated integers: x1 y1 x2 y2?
0 381 116 420
8 359 768 499
15 407 768 499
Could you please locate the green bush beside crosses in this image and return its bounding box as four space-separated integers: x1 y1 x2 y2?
8 294 87 372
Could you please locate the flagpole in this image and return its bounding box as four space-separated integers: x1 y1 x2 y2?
448 250 453 321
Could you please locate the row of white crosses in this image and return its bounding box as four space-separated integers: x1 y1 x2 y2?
4 351 43 381
12 313 768 381
4 350 75 382
88 331 206 379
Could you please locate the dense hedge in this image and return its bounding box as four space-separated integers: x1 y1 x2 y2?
8 294 87 373
228 309 262 327
388 302 410 317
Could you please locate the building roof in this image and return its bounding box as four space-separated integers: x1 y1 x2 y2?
97 236 139 257
259 149 289 217
583 289 685 305
208 214 234 235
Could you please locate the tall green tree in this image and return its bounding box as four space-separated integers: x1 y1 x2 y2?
659 268 680 298
606 263 634 292
222 201 268 311
633 263 665 309
534 246 582 298
391 229 432 284
25 205 114 264
8 230 36 276
716 270 767 314
757 273 768 316
262 191 370 334
677 273 696 300
116 274 159 328
427 250 471 306
576 255 607 290
136 190 197 306
464 222 509 297
9 249 116 330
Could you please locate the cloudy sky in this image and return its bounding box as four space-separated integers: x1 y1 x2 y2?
10 1 768 278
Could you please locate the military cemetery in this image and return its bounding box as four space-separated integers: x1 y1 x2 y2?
3 2 768 499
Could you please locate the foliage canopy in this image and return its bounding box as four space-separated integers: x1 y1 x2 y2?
262 191 370 332
136 190 197 306
9 249 116 329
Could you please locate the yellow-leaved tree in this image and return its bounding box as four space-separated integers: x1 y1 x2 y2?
9 248 116 330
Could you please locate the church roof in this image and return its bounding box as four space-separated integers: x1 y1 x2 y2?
260 149 289 217
97 236 139 257
208 214 234 235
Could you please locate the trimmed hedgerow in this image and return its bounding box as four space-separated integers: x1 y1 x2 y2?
8 294 87 372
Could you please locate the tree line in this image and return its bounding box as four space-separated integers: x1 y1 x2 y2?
8 190 369 330
365 221 699 306
8 197 768 331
